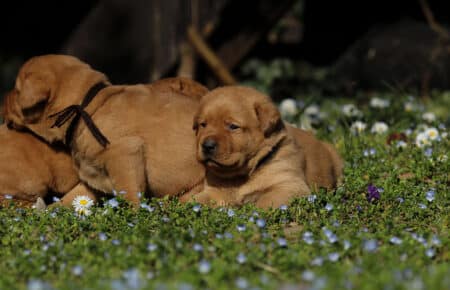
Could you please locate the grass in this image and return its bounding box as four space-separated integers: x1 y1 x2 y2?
0 91 449 290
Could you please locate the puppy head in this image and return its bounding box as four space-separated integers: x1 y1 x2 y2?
4 54 108 143
193 86 284 178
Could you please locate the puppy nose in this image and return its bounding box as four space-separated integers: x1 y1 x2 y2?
202 138 217 155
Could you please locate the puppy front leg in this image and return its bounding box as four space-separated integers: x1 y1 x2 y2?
104 138 146 207
253 179 311 209
181 190 230 208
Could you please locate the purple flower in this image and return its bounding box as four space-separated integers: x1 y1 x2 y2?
367 184 380 202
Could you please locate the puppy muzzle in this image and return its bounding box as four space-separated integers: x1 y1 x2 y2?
201 137 217 157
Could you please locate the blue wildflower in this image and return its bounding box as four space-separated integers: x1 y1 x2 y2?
389 236 403 245
425 248 435 258
235 277 248 289
301 270 315 281
147 243 158 252
343 240 351 250
237 224 246 232
236 253 247 264
192 204 201 212
322 227 338 243
256 219 266 228
193 243 203 252
425 190 435 202
72 265 83 276
363 239 378 252
277 238 288 247
307 194 317 203
227 209 235 217
367 184 380 202
198 260 211 274
123 268 142 290
302 231 314 245
328 252 340 262
279 204 288 211
106 198 119 208
311 256 324 266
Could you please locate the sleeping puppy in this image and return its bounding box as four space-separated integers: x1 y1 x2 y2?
180 86 343 209
4 54 207 207
0 92 98 209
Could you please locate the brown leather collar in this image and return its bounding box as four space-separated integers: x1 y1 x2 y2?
49 82 110 147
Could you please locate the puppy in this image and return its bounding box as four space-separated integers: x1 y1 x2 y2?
180 86 343 209
1 91 98 208
4 54 207 207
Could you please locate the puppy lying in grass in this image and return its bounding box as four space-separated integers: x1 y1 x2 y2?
0 90 96 207
4 55 207 207
180 86 343 209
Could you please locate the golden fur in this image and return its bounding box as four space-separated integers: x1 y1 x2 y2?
0 123 95 208
180 86 343 209
4 55 207 207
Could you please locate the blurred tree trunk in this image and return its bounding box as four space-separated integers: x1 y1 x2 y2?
63 0 294 85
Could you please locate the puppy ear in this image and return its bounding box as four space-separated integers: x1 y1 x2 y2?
18 71 52 123
255 100 284 137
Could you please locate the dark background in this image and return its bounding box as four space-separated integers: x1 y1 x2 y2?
1 0 449 96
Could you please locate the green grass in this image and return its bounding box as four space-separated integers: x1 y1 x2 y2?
0 92 449 290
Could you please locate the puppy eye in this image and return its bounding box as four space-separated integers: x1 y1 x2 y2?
200 122 207 128
227 123 240 131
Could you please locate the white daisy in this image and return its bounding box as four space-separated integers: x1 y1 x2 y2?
424 127 439 141
370 97 390 109
422 112 436 123
415 132 431 148
304 104 320 117
341 104 362 117
279 99 298 118
72 195 94 216
350 121 367 134
370 121 389 134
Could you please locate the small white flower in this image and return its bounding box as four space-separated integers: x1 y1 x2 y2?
396 140 408 149
4 194 13 200
404 102 415 112
415 132 431 148
424 127 439 141
437 154 448 162
422 112 436 123
370 97 390 109
304 104 320 117
279 99 298 118
371 121 389 134
350 121 367 134
342 104 362 117
72 195 94 216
